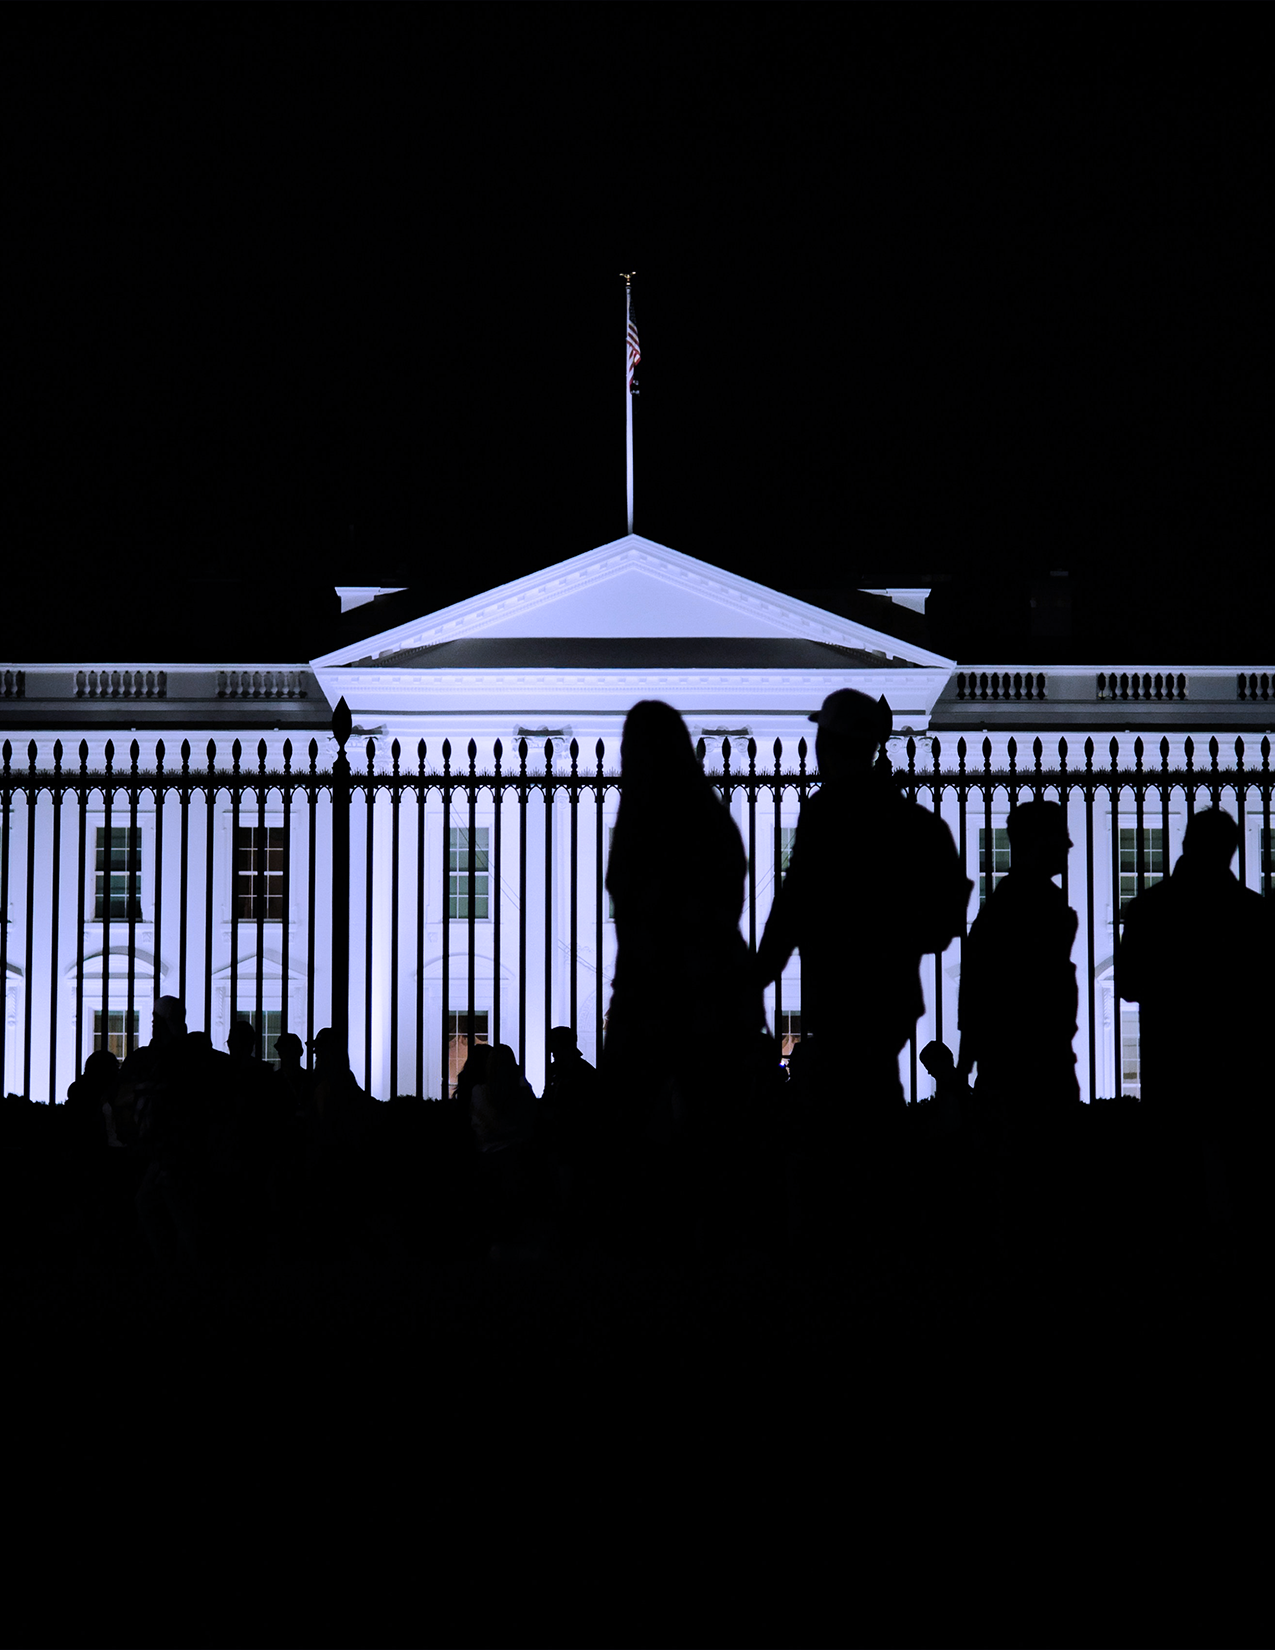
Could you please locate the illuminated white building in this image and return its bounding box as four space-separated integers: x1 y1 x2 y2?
2 532 1271 1104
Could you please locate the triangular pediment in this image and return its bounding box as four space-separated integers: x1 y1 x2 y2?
311 534 953 670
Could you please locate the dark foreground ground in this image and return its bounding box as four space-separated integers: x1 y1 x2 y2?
6 1102 1271 1650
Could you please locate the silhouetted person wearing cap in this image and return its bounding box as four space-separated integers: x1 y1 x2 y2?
757 690 970 1118
957 800 1080 1113
1118 806 1274 1245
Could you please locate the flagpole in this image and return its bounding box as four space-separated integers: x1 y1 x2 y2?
622 272 635 533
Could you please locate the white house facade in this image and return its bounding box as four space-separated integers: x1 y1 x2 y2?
2 533 1272 1106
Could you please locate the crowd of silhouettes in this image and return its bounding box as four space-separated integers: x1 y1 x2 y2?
3 691 1273 1300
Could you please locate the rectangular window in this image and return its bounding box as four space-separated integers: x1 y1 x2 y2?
1121 1009 1141 1094
234 1009 284 1069
777 1009 801 1062
978 827 1010 906
235 826 285 921
448 827 489 920
94 828 143 920
447 1008 489 1098
780 827 797 882
93 1010 139 1060
1119 826 1165 911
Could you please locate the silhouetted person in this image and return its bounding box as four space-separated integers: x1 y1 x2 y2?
602 701 768 1259
471 1043 542 1254
919 1040 967 1136
307 1027 370 1147
122 996 207 1271
757 691 970 1119
1118 806 1274 1245
957 800 1080 1113
65 1048 119 1153
471 1042 536 1155
540 1026 599 1158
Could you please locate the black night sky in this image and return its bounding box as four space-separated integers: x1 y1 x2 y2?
8 7 1271 665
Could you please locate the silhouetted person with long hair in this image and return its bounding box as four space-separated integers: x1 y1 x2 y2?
1118 805 1274 1248
602 700 766 1259
957 800 1080 1112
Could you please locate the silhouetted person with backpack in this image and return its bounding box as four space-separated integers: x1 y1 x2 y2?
957 800 1080 1113
757 691 969 1120
1118 805 1274 1248
756 690 969 1271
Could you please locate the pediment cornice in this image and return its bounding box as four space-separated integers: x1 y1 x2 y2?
311 535 955 671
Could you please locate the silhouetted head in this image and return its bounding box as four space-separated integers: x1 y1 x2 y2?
274 1032 304 1067
227 1020 257 1059
490 1043 521 1088
919 1041 955 1077
1181 807 1238 874
620 700 701 789
83 1048 120 1093
548 1025 578 1061
1007 800 1072 878
186 1030 213 1062
458 1041 493 1100
309 1027 350 1070
809 691 892 781
153 995 187 1045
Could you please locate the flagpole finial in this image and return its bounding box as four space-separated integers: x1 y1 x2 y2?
619 270 635 286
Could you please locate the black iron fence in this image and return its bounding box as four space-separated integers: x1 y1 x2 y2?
1 703 1271 1106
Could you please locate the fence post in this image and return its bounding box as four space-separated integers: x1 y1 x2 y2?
0 741 11 1091
330 697 352 1058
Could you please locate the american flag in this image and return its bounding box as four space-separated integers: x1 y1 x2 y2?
626 308 640 394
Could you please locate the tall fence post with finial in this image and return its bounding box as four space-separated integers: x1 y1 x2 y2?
330 697 352 1059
